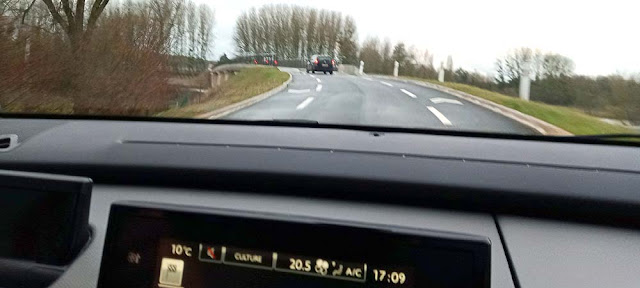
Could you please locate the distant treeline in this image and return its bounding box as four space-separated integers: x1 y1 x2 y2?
467 48 640 123
357 37 439 79
233 4 358 64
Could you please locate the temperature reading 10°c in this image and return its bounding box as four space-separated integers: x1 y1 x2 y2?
171 244 193 257
373 269 406 285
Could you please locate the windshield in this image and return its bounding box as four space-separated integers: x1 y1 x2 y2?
1 0 638 139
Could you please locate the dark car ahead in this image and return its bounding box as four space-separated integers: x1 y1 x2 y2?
306 55 335 74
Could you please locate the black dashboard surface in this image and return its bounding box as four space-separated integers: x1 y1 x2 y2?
1 118 639 172
1 118 640 226
2 118 640 288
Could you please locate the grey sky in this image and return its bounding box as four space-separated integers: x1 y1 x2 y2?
200 0 640 76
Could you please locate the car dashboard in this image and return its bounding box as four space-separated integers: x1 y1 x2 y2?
1 118 640 288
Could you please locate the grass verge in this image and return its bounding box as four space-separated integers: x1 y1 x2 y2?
157 67 289 118
0 93 74 114
409 79 634 135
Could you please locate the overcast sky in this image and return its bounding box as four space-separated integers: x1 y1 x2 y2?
199 0 640 76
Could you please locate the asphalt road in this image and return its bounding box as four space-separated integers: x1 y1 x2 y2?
226 67 536 134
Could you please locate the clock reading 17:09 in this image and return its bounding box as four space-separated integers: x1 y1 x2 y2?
372 269 407 285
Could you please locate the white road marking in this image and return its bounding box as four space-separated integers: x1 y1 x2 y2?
288 89 311 94
316 84 323 92
296 97 315 110
400 89 417 98
380 81 393 87
426 106 453 126
363 77 373 81
430 97 463 105
316 78 322 83
310 75 316 78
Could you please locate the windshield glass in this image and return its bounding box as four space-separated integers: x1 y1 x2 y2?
1 0 638 138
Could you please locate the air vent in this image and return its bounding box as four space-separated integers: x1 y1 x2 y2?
0 134 18 152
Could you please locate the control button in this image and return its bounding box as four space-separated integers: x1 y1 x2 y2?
198 244 222 263
158 258 184 287
127 252 142 264
224 247 273 269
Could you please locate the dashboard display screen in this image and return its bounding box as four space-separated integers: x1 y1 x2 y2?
98 203 490 288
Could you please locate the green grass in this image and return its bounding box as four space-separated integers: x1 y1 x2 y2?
157 67 290 118
406 79 634 135
0 93 74 114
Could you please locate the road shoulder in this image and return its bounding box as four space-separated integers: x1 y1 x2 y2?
198 70 293 119
374 75 572 136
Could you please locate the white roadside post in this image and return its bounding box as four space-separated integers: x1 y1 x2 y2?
438 62 445 82
393 61 399 77
359 61 364 75
208 64 214 88
519 61 532 101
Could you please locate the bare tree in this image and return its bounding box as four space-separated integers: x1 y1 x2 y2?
359 37 381 73
289 5 304 58
233 5 354 61
149 0 184 52
271 4 288 57
248 8 259 53
1 0 22 16
197 3 213 59
304 8 316 56
171 0 185 55
421 49 433 67
326 11 341 57
380 38 392 72
185 0 196 56
40 0 110 49
494 47 544 85
505 47 543 81
337 15 357 64
392 42 408 64
315 9 326 53
494 59 508 87
233 11 251 54
541 53 574 78
257 5 271 53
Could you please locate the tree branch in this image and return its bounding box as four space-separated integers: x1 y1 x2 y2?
41 0 69 31
60 0 76 31
20 0 37 24
75 0 85 32
87 0 108 29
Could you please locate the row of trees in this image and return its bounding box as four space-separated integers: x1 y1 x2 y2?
357 37 439 79
462 48 640 123
494 48 575 87
234 4 358 64
1 0 215 115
